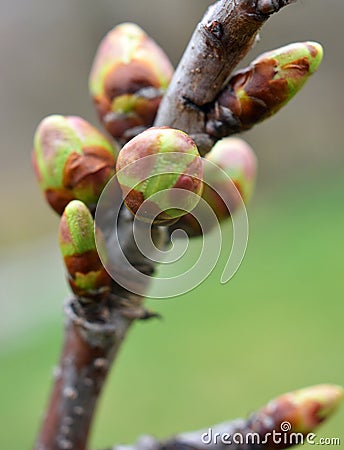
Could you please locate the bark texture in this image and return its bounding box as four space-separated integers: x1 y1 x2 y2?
35 298 134 450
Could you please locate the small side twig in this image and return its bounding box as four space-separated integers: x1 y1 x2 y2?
102 384 344 450
34 206 166 450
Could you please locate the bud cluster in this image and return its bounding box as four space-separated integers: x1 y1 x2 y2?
32 25 324 303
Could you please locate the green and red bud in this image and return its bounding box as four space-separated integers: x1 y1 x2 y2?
59 200 111 299
204 136 256 212
207 41 323 137
116 127 203 225
254 384 343 442
32 115 118 214
89 23 174 142
172 138 257 237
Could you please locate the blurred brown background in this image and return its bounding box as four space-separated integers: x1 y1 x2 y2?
1 0 343 247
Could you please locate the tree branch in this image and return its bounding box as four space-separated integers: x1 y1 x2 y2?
34 296 138 450
155 0 296 154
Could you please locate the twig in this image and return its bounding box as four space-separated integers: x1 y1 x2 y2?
155 0 296 154
102 384 344 450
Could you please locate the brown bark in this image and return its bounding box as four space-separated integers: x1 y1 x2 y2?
34 298 137 450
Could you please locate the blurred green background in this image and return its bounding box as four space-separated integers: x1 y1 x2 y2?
0 0 343 448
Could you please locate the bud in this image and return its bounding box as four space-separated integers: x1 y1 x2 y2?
206 41 323 137
116 127 203 225
59 200 111 299
32 115 118 214
204 137 257 210
172 138 256 237
254 384 343 440
89 23 174 142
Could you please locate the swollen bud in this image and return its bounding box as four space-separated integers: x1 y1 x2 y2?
207 41 323 137
32 115 118 214
204 137 257 210
172 138 257 237
255 384 343 438
59 200 111 299
89 23 174 142
116 127 203 225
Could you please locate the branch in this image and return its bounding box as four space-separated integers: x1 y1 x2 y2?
34 297 138 450
155 0 296 154
102 385 343 450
